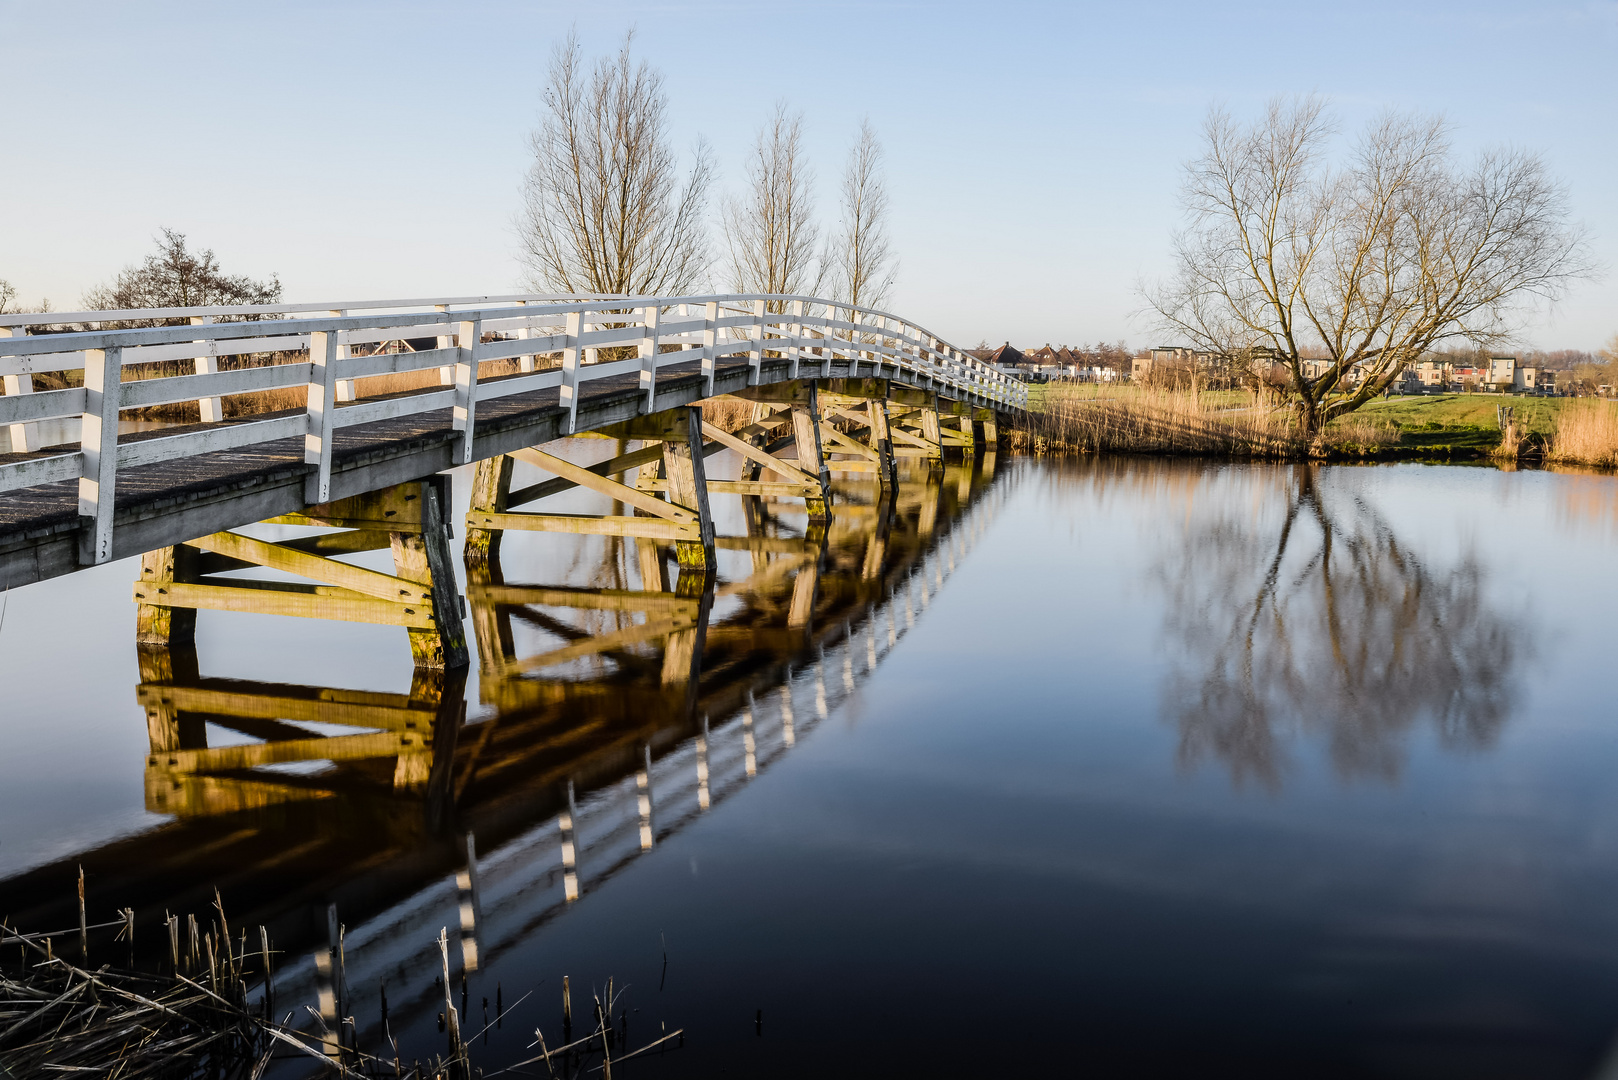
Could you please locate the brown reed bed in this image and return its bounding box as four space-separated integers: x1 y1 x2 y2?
1546 399 1618 468
1004 384 1397 460
2 890 677 1079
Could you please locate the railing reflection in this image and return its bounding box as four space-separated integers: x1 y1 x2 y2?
0 455 1006 1021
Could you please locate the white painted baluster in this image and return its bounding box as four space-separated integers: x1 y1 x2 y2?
454 317 480 464
821 301 837 375
304 330 339 503
560 310 583 434
77 346 121 564
190 316 223 421
788 299 803 379
639 303 661 412
2 326 37 452
749 298 765 386
702 300 718 396
434 304 453 385
517 299 535 373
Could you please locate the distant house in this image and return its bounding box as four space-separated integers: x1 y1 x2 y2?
1131 346 1217 383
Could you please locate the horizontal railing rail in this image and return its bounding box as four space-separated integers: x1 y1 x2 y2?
1 293 1025 565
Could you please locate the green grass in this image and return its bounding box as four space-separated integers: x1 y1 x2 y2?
1355 393 1565 434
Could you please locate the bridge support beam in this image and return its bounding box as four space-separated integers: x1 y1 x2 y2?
133 478 469 670
974 407 998 450
139 642 464 817
465 406 718 576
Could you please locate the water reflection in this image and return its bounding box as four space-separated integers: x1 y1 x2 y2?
0 456 1004 1062
1154 464 1526 788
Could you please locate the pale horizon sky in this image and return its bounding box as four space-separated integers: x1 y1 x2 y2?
2 0 1614 351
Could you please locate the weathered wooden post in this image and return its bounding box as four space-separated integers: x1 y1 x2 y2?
390 475 470 670
867 398 898 488
662 406 716 575
135 544 199 647
790 383 832 520
464 454 514 567
919 399 945 472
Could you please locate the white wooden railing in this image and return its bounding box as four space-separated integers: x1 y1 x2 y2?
0 294 1024 564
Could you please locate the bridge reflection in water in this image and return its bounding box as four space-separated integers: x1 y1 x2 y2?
0 450 1004 1055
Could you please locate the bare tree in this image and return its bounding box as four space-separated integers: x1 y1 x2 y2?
0 280 15 315
83 229 281 324
830 119 897 310
1146 97 1593 433
520 30 714 296
724 102 822 303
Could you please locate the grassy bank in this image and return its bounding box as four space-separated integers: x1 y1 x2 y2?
1009 386 1618 467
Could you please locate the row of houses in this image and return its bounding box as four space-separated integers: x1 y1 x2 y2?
974 341 1557 394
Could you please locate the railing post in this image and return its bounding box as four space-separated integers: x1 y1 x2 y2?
639 304 661 412
821 302 837 376
77 346 121 565
788 299 803 380
454 318 481 464
516 299 535 373
560 310 583 434
434 304 454 385
702 300 719 396
749 298 765 386
188 316 223 422
2 326 37 453
327 310 355 402
305 331 339 503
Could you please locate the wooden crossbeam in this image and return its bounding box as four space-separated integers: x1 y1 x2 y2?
466 511 699 540
467 583 701 616
498 613 699 677
136 578 438 627
136 682 436 731
698 421 820 486
187 530 433 604
511 446 695 522
818 422 881 461
147 730 421 774
504 442 667 509
642 478 818 498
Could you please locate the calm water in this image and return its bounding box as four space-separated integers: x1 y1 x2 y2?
4 455 1618 1078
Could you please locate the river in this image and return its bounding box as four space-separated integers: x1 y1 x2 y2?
2 455 1617 1077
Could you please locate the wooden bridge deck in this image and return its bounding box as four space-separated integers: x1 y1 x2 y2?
1 352 985 588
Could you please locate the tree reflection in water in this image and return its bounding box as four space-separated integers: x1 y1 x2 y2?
1156 464 1526 789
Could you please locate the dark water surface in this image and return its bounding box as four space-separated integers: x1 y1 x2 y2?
4 456 1618 1078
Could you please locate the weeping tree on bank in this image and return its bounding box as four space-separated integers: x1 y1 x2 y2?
520 31 714 296
1146 97 1591 434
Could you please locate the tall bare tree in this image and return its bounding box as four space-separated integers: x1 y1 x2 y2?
724 103 822 303
831 119 897 310
83 229 280 323
520 31 714 296
1146 97 1592 433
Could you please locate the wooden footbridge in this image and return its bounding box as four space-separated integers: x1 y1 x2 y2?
1 294 1023 645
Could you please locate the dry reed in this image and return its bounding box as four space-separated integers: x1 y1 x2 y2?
1546 399 1618 468
1005 384 1397 460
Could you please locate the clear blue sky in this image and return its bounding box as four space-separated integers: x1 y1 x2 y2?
2 0 1613 350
